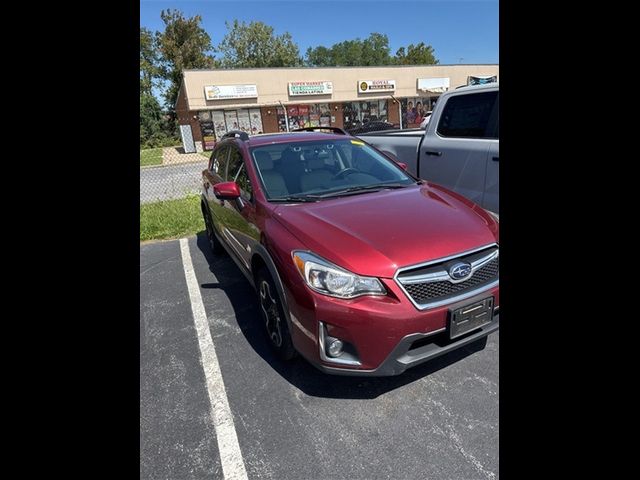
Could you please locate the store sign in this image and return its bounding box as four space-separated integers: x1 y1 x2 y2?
417 78 450 93
288 81 333 96
358 80 396 93
467 75 497 86
204 84 258 100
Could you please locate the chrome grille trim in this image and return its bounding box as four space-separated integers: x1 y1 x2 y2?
394 243 499 310
399 249 498 285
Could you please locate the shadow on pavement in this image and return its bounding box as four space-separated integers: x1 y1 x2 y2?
195 232 489 399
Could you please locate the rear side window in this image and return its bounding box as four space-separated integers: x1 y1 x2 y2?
210 146 228 175
225 147 243 181
230 162 253 202
437 91 498 139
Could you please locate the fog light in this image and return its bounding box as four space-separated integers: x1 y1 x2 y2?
318 321 361 366
326 337 344 357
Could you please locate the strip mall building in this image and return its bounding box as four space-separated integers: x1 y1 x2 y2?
175 64 499 152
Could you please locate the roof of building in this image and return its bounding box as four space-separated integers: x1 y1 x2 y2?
182 64 499 73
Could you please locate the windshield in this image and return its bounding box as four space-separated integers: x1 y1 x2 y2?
250 138 414 201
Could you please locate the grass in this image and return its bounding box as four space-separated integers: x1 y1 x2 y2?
140 195 204 241
200 151 213 159
140 147 163 167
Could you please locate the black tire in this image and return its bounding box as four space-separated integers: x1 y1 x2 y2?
256 268 296 360
201 202 224 254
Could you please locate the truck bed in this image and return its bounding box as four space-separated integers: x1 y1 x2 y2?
357 129 425 177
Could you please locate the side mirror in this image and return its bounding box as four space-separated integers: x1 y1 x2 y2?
213 181 241 200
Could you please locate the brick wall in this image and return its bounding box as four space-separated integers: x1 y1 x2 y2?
175 84 202 142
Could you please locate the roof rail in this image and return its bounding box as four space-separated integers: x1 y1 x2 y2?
221 130 250 141
292 126 350 136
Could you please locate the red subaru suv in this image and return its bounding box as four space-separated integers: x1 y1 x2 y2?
201 128 499 376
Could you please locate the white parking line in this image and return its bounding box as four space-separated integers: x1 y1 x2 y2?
180 238 248 480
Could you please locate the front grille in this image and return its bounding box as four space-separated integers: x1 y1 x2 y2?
396 246 499 308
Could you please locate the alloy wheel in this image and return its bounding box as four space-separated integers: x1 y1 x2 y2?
204 212 216 252
260 280 283 347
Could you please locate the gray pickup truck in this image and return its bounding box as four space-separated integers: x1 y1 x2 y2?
358 83 499 213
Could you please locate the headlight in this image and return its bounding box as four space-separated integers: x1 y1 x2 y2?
292 251 386 299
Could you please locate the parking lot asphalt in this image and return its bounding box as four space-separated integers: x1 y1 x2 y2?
140 234 499 480
140 239 222 478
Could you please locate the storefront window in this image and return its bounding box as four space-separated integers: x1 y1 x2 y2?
400 97 437 128
309 104 320 127
249 109 263 135
212 111 227 139
342 100 388 130
319 104 331 127
204 108 264 140
277 107 287 131
277 103 331 131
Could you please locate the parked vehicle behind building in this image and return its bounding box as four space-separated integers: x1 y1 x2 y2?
358 83 499 213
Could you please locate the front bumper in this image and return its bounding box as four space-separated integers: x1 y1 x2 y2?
284 273 499 376
315 313 498 376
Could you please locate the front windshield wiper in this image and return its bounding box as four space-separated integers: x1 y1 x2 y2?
270 195 321 203
317 183 409 198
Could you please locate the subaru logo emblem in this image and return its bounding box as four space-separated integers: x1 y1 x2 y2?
449 262 472 280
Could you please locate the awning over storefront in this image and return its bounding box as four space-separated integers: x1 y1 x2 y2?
417 77 450 93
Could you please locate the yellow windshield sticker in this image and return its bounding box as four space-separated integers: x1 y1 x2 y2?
350 140 365 146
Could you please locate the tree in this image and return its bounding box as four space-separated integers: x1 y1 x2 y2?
304 46 332 67
394 42 439 65
140 93 163 146
329 39 363 66
140 27 159 96
155 9 216 111
217 20 302 68
361 33 392 66
305 34 439 67
305 33 393 66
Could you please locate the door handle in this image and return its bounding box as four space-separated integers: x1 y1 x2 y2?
492 156 499 162
425 150 442 156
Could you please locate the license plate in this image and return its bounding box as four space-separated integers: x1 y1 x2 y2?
449 297 494 339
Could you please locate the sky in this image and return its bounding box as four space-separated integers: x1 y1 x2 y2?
140 0 499 65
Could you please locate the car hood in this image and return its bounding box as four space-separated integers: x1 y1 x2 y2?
272 183 499 278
